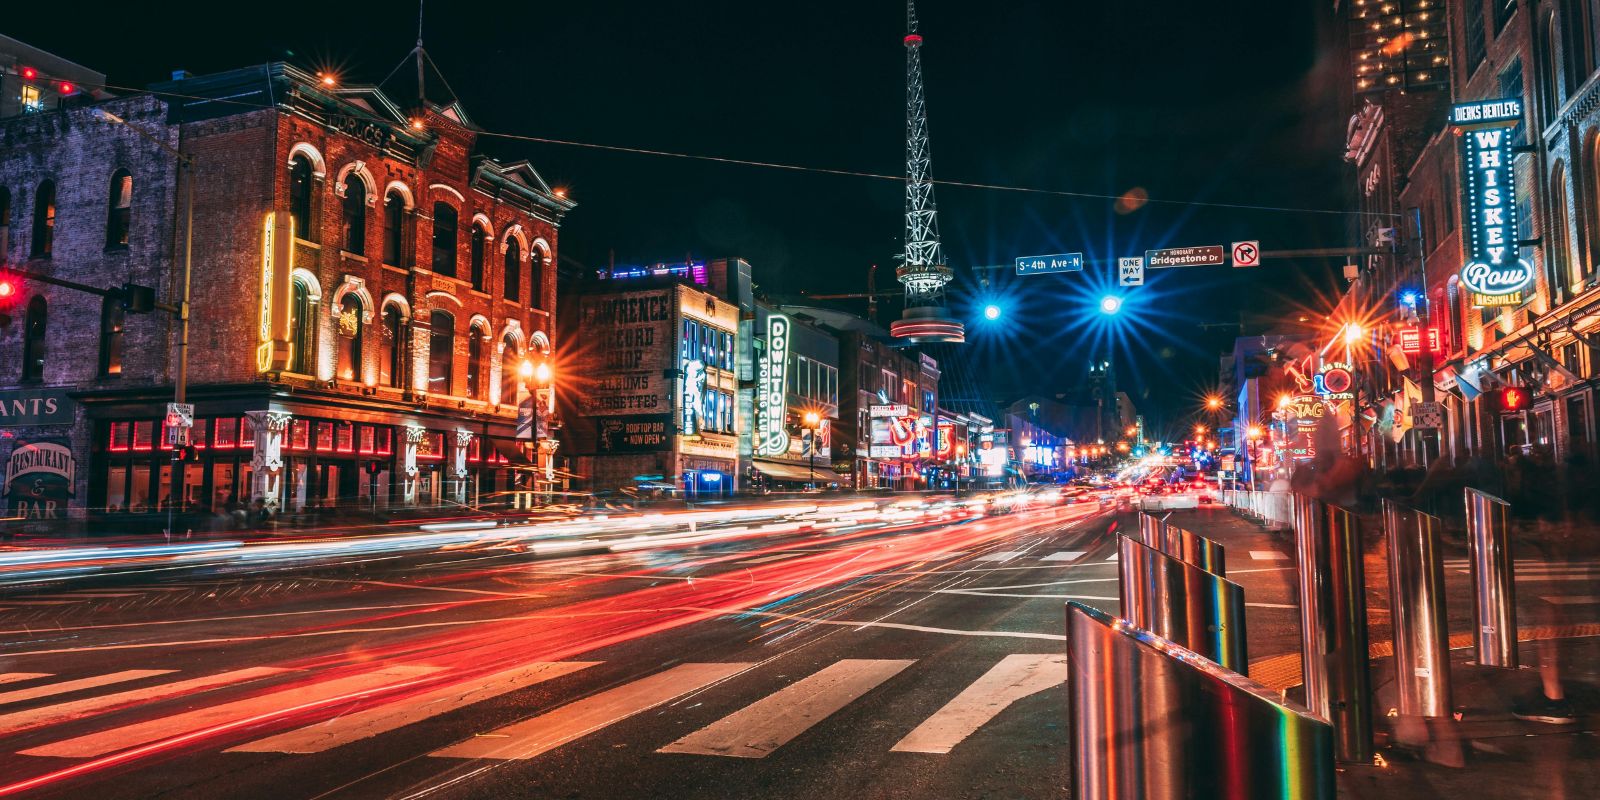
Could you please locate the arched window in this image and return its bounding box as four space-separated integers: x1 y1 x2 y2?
1560 0 1595 97
500 335 520 405
1539 11 1563 116
1587 133 1600 274
21 296 47 381
383 190 407 266
288 276 316 375
466 325 488 400
336 295 365 382
342 177 367 255
31 179 55 258
105 169 132 249
99 294 125 377
288 155 315 241
428 310 455 394
529 246 546 309
470 223 488 291
380 304 405 388
1550 164 1578 297
431 202 457 277
504 238 521 302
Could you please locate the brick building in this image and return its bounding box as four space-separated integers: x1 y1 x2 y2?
1312 1 1600 468
0 61 573 530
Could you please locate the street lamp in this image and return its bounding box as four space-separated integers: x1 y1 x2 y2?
1098 295 1123 315
519 359 554 505
1205 395 1223 411
982 304 1002 321
802 410 822 489
954 443 967 498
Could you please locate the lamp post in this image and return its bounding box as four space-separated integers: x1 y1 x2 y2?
955 443 967 499
518 359 553 507
803 410 821 489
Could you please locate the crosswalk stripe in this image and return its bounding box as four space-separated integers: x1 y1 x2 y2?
19 665 441 759
1541 595 1600 606
1249 551 1289 561
660 659 914 758
1452 571 1597 582
1104 554 1118 562
1040 551 1086 562
431 662 752 761
0 667 290 736
891 654 1067 754
229 662 599 754
0 670 172 707
977 552 1025 563
0 674 51 687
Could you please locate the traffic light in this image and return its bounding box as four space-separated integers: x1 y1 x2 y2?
0 270 18 327
1493 386 1530 413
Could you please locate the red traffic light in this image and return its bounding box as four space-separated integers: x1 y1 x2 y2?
1495 387 1529 413
0 279 16 300
20 66 37 81
58 81 75 95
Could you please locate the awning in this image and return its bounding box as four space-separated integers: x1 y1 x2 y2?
753 460 844 485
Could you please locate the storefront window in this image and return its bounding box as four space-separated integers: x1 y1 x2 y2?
110 421 132 451
132 420 154 451
107 465 128 512
335 422 354 453
215 418 237 449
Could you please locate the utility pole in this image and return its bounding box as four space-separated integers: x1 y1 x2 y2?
1411 208 1441 465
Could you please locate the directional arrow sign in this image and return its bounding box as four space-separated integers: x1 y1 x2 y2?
1118 257 1144 286
1145 245 1225 269
1231 241 1260 268
1015 253 1083 276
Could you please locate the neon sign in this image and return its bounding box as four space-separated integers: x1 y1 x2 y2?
256 212 292 372
755 315 791 456
1399 327 1443 355
681 358 706 437
1315 361 1354 402
1456 99 1532 307
1450 98 1523 128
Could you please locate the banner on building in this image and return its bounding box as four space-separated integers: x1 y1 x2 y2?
597 414 672 453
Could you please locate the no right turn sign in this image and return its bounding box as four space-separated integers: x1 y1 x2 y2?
1231 241 1261 268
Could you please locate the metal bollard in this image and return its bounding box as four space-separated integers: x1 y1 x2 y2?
1382 500 1453 718
1465 488 1518 668
1138 512 1164 549
1067 601 1335 800
1293 494 1373 764
1161 524 1228 576
1117 535 1248 671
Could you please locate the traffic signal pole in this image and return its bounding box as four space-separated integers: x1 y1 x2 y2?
1411 209 1441 465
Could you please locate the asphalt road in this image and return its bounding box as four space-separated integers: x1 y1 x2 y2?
0 498 1128 799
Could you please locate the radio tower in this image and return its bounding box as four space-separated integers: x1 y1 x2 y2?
890 0 963 343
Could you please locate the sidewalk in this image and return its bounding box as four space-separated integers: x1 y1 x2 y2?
1164 506 1600 798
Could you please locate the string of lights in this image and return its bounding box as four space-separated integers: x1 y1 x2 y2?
62 76 1395 219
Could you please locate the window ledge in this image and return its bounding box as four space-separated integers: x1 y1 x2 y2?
469 289 490 298
103 244 130 254
293 238 321 250
341 251 369 262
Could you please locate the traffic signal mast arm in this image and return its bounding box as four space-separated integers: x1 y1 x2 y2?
1 266 170 314
971 247 1394 273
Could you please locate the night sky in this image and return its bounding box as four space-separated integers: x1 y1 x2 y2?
9 0 1353 436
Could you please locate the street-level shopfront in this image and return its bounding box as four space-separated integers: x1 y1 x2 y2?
83 390 531 530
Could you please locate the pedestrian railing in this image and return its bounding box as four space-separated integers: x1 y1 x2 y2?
1222 489 1293 531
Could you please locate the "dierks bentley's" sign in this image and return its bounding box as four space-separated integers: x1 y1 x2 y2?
1455 97 1533 307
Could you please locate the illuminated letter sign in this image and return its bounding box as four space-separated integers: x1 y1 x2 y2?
1456 101 1533 307
681 358 706 437
755 315 791 456
257 211 294 372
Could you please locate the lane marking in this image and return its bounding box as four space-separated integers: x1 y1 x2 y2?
19 665 442 759
976 551 1026 563
1249 551 1289 561
230 661 599 754
41 592 143 598
0 667 290 736
1104 554 1118 562
0 673 50 686
431 662 752 761
696 607 1066 640
1542 595 1600 606
0 670 173 707
891 654 1067 754
1040 551 1086 562
3 599 82 606
311 578 545 599
660 659 914 758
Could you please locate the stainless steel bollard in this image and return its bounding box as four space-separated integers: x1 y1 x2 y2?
1465 488 1518 668
1161 524 1227 576
1067 602 1336 800
1117 535 1248 671
1292 494 1373 763
1138 512 1164 548
1382 500 1454 718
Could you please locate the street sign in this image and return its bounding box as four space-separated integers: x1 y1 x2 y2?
165 402 194 429
1400 326 1443 355
1118 256 1144 286
1411 401 1444 429
1230 241 1260 268
1145 245 1225 269
516 397 535 440
1014 253 1083 276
